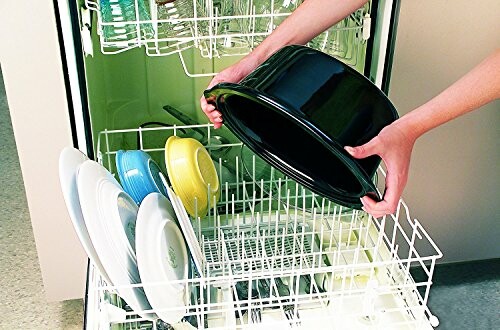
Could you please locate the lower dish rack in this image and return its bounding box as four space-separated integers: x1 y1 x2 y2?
86 124 442 329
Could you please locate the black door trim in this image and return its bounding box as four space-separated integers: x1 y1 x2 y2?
52 0 94 160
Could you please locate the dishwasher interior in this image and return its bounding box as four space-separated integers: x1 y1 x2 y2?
76 1 442 329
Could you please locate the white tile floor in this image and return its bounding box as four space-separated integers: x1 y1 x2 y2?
0 69 84 329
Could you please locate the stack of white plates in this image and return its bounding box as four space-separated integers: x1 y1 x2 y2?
59 147 111 284
77 159 155 320
59 147 202 324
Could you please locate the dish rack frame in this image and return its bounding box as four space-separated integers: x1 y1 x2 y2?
86 124 442 329
83 0 371 74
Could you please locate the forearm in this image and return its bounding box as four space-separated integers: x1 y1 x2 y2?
397 49 500 141
244 0 369 67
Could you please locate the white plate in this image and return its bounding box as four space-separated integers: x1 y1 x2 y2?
77 160 155 320
136 193 189 324
98 172 140 282
58 147 112 284
165 185 206 277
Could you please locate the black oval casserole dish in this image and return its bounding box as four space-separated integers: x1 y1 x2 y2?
204 45 399 209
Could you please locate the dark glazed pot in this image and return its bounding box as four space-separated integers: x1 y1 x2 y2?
204 45 399 209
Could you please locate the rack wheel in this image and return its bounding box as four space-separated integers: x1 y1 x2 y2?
429 315 439 327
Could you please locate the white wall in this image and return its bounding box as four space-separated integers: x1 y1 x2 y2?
389 0 500 262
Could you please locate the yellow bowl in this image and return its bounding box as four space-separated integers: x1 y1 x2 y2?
165 136 220 217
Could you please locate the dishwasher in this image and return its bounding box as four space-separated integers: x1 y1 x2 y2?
54 0 443 328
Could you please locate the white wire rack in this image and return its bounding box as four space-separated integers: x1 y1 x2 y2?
86 124 442 329
84 0 370 68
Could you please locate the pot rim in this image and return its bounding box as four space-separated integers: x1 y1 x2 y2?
204 83 380 208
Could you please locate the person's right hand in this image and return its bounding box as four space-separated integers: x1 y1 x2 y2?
344 120 417 218
200 56 260 129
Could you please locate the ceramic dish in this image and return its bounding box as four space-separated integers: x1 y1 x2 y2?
77 160 155 320
165 185 206 277
116 150 168 205
164 136 220 217
58 147 112 284
136 193 189 324
204 45 398 209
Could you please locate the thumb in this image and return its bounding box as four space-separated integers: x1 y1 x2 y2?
344 138 380 159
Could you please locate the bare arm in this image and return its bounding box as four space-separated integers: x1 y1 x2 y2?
346 49 500 217
398 49 500 141
201 0 369 127
243 0 370 66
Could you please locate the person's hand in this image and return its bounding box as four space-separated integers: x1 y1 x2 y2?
200 56 260 129
344 121 416 218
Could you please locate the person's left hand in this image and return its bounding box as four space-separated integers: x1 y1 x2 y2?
344 122 416 218
200 56 261 129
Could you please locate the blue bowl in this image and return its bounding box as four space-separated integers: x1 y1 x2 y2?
116 150 168 205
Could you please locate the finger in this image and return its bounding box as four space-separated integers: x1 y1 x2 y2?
360 196 396 218
344 138 380 159
207 112 223 127
212 114 223 129
200 93 217 110
200 95 212 108
209 110 222 119
200 95 207 108
200 97 211 113
362 194 396 214
361 207 387 219
202 104 216 116
359 178 402 217
207 115 218 124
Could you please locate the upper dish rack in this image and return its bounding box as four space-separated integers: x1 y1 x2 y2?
84 0 371 66
87 124 442 329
